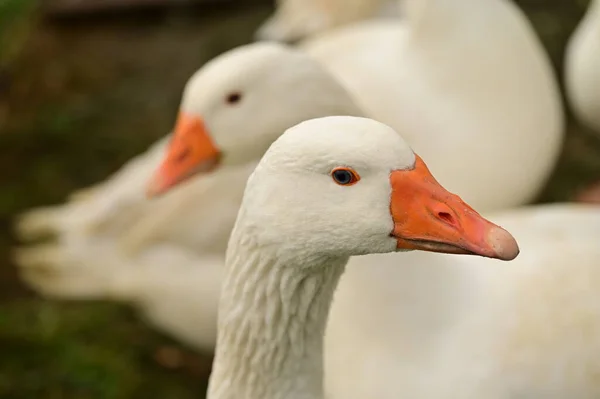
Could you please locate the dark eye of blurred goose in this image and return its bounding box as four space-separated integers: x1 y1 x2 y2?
226 92 242 105
331 167 360 186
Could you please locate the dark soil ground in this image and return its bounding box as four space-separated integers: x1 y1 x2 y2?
0 0 598 397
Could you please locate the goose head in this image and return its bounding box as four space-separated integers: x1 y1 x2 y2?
156 115 520 261
146 42 361 196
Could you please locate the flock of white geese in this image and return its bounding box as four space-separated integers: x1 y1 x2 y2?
12 0 600 398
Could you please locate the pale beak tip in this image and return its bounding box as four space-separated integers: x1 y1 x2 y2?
486 226 520 261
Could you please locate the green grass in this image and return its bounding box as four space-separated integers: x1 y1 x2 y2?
0 300 209 398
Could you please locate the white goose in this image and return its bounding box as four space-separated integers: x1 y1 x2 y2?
565 0 600 134
255 0 399 43
301 0 564 211
152 115 518 399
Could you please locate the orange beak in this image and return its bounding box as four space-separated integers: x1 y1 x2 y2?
390 156 519 261
147 112 221 197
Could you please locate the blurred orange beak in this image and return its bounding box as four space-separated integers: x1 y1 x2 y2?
390 156 519 261
147 112 221 197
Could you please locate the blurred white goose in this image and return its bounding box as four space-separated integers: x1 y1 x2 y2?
15 44 360 258
565 0 600 134
255 0 399 43
149 82 600 397
301 0 564 211
171 116 517 399
16 0 564 293
14 43 364 351
19 0 563 279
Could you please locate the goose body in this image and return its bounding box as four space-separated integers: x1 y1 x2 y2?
565 0 600 134
301 0 564 211
150 116 518 399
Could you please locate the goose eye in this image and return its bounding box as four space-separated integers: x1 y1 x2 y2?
226 92 242 105
331 167 360 186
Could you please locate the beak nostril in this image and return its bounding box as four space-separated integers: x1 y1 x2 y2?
175 148 191 163
437 211 455 225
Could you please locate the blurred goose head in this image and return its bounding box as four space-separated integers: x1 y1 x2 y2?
147 42 362 196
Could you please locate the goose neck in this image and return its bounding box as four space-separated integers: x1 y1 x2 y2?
207 226 348 399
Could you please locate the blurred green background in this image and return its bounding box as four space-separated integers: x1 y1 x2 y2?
0 0 599 397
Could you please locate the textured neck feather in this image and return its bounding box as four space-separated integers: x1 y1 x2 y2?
207 222 348 399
